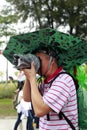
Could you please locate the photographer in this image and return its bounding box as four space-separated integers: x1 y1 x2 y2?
21 48 78 130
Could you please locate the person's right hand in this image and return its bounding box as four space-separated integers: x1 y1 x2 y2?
22 62 36 84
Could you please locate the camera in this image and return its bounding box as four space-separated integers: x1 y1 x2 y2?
13 53 40 72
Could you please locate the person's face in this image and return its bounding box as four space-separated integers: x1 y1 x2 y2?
36 52 50 76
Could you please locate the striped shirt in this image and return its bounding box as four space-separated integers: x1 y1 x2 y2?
39 67 78 130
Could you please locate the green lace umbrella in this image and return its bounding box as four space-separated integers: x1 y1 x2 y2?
3 28 87 71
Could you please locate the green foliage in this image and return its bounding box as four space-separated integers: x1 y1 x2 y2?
77 65 87 90
5 0 87 37
0 82 17 99
0 82 17 117
0 4 19 45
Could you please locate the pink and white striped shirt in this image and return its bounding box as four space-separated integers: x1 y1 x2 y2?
39 67 78 130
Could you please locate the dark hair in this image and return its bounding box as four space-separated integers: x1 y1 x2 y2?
32 46 56 58
17 81 24 91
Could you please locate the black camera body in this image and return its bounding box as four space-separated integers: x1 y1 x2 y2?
13 53 40 72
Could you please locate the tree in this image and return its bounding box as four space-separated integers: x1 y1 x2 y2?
0 4 19 46
5 0 87 38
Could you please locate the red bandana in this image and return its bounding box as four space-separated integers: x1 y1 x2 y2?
44 67 63 83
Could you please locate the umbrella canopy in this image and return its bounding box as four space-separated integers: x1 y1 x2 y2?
3 28 87 71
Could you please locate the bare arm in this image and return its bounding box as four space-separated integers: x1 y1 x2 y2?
23 62 52 117
31 78 52 117
23 78 31 102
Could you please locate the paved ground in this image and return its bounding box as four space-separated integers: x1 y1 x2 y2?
0 116 38 130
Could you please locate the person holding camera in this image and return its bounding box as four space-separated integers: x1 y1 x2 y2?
22 48 78 130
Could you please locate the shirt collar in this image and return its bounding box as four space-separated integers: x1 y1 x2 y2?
44 67 63 83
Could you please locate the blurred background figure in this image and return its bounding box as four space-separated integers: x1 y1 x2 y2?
13 71 25 130
13 71 25 110
17 71 25 89
13 70 34 130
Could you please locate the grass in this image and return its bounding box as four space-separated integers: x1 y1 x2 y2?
0 81 17 117
0 98 17 117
